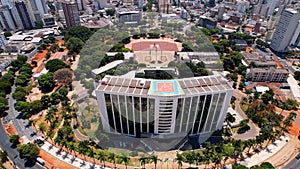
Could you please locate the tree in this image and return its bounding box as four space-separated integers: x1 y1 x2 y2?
66 37 84 54
119 155 130 169
175 153 183 169
48 36 56 43
45 59 69 72
41 95 51 108
139 156 148 169
4 31 12 38
45 52 51 60
150 154 159 169
17 143 40 161
50 43 59 53
0 150 8 163
12 90 27 101
105 9 115 16
64 26 92 42
108 152 117 168
54 68 73 86
9 134 20 145
97 151 107 167
38 123 46 134
38 72 55 91
294 71 300 80
0 80 12 94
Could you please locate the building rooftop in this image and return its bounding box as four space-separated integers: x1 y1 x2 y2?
92 60 124 76
97 75 232 96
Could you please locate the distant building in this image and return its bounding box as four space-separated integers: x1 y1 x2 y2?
27 0 48 21
233 39 247 51
42 14 55 27
15 1 34 30
0 32 7 48
62 2 80 28
117 7 141 26
199 16 217 30
217 5 225 21
0 6 19 30
76 0 86 11
290 20 300 47
247 68 289 82
270 8 300 52
158 0 171 14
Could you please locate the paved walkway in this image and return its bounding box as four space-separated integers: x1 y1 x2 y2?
240 135 289 167
41 141 110 169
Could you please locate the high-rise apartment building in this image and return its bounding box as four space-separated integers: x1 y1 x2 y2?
28 0 48 21
15 1 34 30
270 8 300 52
158 0 171 14
62 1 80 28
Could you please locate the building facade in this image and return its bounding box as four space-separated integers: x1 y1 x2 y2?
15 1 34 30
247 68 289 82
117 8 141 25
96 75 233 143
270 8 300 52
62 2 80 28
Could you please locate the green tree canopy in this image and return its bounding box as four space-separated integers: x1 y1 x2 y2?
9 134 20 145
38 72 55 91
66 37 84 54
64 26 92 42
45 59 69 72
17 143 40 161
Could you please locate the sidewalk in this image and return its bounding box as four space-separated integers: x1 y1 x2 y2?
240 135 289 167
40 141 111 169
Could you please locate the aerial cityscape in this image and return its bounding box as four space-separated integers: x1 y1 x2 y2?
0 0 299 169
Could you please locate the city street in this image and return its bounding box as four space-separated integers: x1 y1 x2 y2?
0 121 43 169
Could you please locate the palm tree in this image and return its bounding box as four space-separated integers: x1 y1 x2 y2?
28 119 36 130
46 131 54 142
212 154 221 168
108 152 117 168
38 123 46 135
185 152 195 167
150 154 159 169
87 147 95 164
45 111 54 124
139 156 147 169
119 155 130 169
67 142 76 157
97 151 107 167
78 140 89 160
175 153 183 169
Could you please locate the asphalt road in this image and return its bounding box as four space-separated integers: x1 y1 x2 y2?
3 85 43 169
0 121 43 169
284 157 300 169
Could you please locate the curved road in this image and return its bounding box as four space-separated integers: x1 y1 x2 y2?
232 90 260 140
0 121 43 169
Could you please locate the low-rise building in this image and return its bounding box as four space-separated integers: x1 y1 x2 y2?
198 16 217 30
117 7 141 26
43 14 56 27
233 39 247 51
247 67 289 82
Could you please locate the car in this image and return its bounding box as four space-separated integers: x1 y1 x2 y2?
296 153 300 159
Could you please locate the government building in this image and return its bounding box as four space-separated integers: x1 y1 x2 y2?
95 74 233 150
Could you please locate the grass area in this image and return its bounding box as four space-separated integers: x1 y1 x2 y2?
77 101 100 138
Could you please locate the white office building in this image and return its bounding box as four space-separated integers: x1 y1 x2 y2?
96 75 233 142
271 8 300 52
